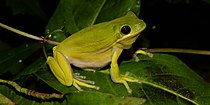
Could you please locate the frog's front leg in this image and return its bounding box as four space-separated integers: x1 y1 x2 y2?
47 47 98 91
110 48 141 93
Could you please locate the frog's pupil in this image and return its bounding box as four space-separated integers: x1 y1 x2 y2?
121 25 131 35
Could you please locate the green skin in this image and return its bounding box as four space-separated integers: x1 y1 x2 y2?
47 11 146 93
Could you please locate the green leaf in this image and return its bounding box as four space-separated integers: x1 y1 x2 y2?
0 43 41 75
65 92 146 105
0 93 15 105
3 54 210 104
130 54 210 104
36 54 210 105
0 81 145 105
46 0 141 35
12 57 46 80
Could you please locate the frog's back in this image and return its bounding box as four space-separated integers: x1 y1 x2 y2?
57 22 117 54
56 11 143 53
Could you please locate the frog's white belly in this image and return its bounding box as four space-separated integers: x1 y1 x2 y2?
64 49 113 69
67 56 111 69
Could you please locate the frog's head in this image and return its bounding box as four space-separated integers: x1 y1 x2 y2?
113 11 146 49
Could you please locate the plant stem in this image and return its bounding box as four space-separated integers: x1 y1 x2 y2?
142 48 210 55
0 79 64 99
0 23 59 45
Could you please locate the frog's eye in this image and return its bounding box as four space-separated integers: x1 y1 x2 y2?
120 25 131 35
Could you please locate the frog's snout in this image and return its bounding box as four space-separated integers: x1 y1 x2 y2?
134 21 146 32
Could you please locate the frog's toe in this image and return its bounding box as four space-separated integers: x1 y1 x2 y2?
75 76 95 85
135 49 153 58
74 73 95 84
74 73 86 79
73 79 100 91
72 73 100 91
117 73 142 93
122 72 142 83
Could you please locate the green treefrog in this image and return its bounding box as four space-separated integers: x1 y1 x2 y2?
47 11 146 93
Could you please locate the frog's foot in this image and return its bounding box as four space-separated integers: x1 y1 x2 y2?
123 72 142 84
135 48 153 57
121 72 141 93
73 78 100 91
74 73 95 85
74 73 87 79
133 49 153 62
112 72 141 93
73 73 99 91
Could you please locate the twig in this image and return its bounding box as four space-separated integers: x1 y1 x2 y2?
0 79 64 100
141 48 210 55
0 23 60 45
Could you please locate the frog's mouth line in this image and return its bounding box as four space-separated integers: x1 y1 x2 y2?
125 33 140 40
117 33 141 48
117 32 140 42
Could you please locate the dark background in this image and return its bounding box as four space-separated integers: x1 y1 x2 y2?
1 0 210 80
141 0 210 80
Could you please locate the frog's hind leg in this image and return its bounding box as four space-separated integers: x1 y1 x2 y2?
47 47 99 91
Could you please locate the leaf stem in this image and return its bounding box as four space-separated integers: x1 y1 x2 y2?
142 48 210 55
0 79 64 99
0 23 59 45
